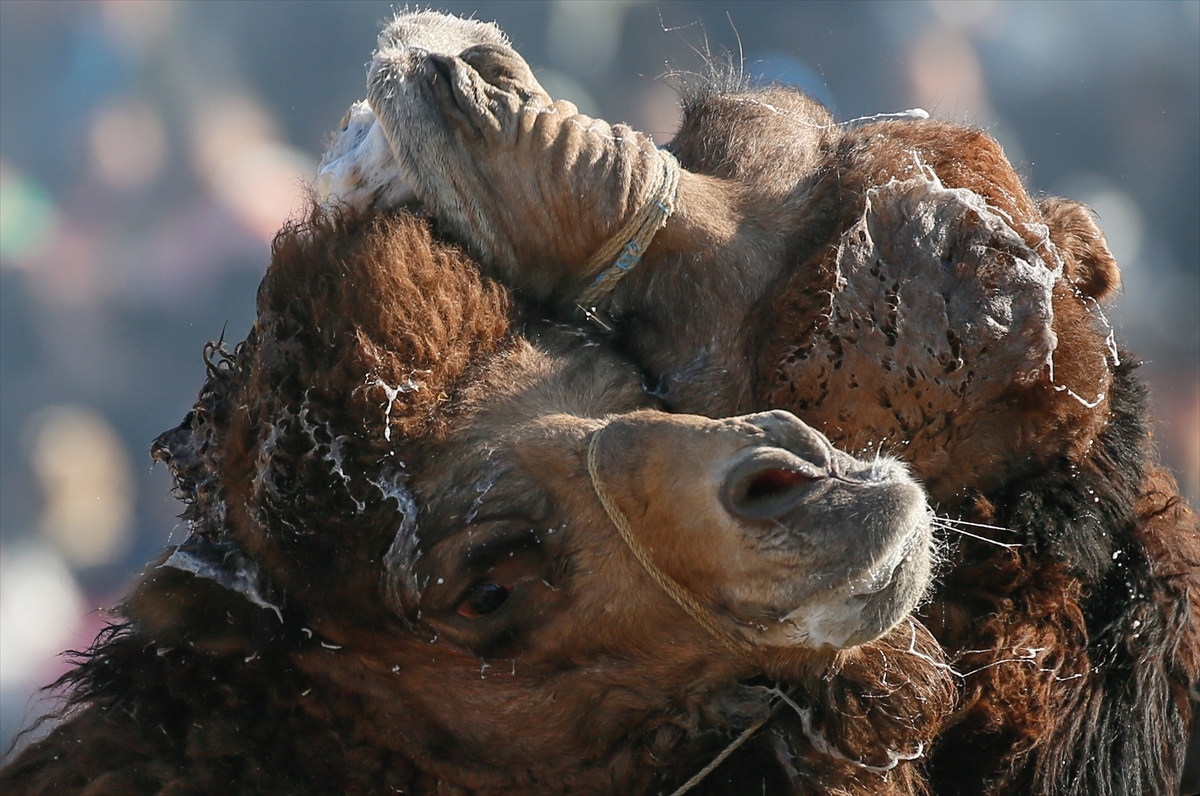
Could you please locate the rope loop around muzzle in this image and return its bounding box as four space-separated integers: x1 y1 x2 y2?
587 426 781 796
585 425 760 666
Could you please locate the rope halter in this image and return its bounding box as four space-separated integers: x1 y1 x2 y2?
585 424 778 796
585 425 761 664
575 148 681 315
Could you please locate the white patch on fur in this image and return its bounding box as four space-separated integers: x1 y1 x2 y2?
378 467 423 617
369 376 420 441
161 543 283 623
317 100 414 212
779 600 865 649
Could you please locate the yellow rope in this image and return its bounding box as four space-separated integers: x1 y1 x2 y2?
667 708 777 796
586 426 781 794
576 149 680 312
585 427 759 665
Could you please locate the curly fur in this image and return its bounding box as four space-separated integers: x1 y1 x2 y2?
1 208 957 796
360 49 1199 793
679 83 1199 796
1 210 515 795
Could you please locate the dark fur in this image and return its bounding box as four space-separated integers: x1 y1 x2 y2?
924 362 1200 795
660 82 1200 796
442 70 1199 794
1 209 957 795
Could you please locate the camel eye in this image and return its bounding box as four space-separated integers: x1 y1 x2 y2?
457 581 510 618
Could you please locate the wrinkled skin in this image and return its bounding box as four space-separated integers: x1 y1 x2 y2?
0 212 953 796
326 11 1200 796
335 12 1103 503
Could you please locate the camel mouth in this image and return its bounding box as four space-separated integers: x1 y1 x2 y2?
315 100 416 210
717 436 935 650
772 509 933 649
590 410 935 654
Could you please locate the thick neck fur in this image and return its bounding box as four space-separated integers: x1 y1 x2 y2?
925 361 1200 796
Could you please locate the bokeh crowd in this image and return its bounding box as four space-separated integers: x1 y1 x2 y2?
2 0 1197 757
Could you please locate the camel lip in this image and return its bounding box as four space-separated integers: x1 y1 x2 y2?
745 501 932 649
779 522 924 611
843 514 929 599
768 545 928 649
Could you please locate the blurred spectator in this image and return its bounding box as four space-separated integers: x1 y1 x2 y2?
2 0 1196 759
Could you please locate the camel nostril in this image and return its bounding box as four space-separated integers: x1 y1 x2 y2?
724 449 829 520
742 468 814 502
424 53 455 84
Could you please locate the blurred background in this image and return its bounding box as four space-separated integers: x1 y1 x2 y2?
1 0 1197 757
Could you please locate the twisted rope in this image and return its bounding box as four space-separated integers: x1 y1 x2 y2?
575 148 680 313
585 427 760 664
666 709 777 796
587 426 783 795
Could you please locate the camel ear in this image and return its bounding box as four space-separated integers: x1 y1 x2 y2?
1039 196 1121 302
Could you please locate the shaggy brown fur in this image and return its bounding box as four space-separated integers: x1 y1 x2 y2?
350 15 1198 793
636 92 1200 796
0 210 956 795
636 94 1199 795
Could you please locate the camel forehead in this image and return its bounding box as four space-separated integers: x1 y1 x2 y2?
412 333 652 534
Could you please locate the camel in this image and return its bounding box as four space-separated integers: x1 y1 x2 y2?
1 208 954 795
322 11 1200 794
